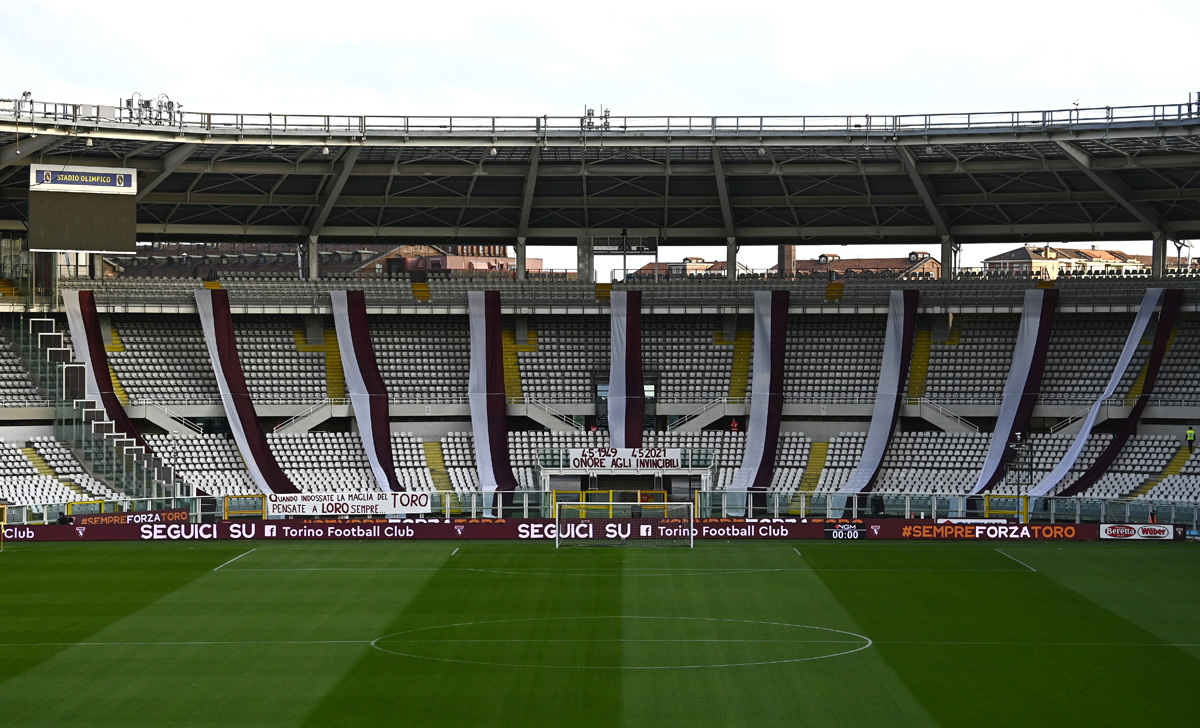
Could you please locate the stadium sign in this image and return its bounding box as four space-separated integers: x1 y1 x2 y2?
1099 524 1176 540
29 164 137 195
266 491 432 516
567 448 682 471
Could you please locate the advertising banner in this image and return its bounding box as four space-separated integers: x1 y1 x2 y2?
266 491 433 516
1099 524 1178 540
74 508 189 527
1 518 1106 543
30 164 137 195
567 448 683 470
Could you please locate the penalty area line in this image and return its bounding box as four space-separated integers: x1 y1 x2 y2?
213 548 256 572
995 548 1037 572
452 547 459 556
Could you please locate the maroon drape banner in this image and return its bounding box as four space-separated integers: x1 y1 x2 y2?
468 290 518 492
195 288 299 494
1058 288 1183 497
333 290 401 491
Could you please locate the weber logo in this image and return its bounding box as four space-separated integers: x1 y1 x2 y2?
1101 524 1175 540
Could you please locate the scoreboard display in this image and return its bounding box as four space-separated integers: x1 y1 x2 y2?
28 165 137 253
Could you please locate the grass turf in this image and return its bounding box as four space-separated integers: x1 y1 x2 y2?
0 540 1196 727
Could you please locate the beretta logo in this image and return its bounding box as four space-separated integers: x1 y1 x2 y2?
1136 525 1170 539
1104 525 1136 538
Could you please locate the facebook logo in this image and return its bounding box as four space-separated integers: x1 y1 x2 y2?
640 525 653 537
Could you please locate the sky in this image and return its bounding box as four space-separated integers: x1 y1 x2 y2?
6 0 1199 275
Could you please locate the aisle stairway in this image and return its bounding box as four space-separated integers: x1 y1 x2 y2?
501 328 538 399
322 330 345 400
102 328 131 405
907 327 932 398
0 279 18 297
411 282 431 302
595 283 612 301
789 441 828 513
1131 444 1191 497
20 447 88 497
423 442 452 490
825 281 845 302
725 329 753 400
293 329 346 400
1126 331 1176 404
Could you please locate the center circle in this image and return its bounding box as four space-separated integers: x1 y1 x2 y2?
371 616 871 669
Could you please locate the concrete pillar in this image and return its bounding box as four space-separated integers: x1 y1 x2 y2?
516 314 529 346
515 237 527 281
90 253 105 280
305 235 320 281
1152 232 1168 278
304 314 323 346
576 235 593 283
940 238 958 280
726 237 738 278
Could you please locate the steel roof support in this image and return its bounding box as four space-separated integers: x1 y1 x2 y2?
137 144 197 201
1056 140 1165 235
898 146 957 279
0 135 59 170
302 147 360 279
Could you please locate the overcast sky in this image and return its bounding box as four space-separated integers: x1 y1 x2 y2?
7 0 1199 274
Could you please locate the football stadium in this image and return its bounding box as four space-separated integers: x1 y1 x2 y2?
2 92 1200 726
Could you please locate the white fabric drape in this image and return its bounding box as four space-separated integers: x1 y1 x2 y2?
1027 287 1163 497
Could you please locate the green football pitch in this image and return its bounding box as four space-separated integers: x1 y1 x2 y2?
1 540 1197 727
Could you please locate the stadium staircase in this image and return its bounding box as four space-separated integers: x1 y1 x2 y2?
293 329 346 400
824 281 845 302
595 282 612 301
411 282 431 302
501 328 537 399
1126 331 1176 404
19 447 88 497
789 441 829 512
422 442 452 490
1130 444 1192 497
906 326 932 398
723 329 753 400
104 328 131 405
203 281 224 289
0 279 18 297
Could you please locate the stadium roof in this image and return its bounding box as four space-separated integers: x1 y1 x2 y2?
3 96 1200 249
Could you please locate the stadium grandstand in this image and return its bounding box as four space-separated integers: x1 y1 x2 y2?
3 92 1200 529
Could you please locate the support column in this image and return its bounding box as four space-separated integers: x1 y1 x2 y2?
940 238 959 280
515 237 527 281
89 253 105 280
726 237 738 278
1152 233 1168 278
305 236 320 281
576 235 593 283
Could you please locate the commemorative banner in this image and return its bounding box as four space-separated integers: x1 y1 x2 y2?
567 448 683 470
1099 524 1178 540
29 164 137 195
266 491 433 516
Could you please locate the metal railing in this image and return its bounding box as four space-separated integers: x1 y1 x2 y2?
698 490 1200 527
7 96 1200 141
